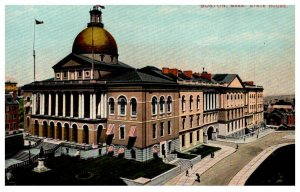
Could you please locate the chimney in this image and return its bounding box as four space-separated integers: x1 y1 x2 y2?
193 72 200 78
244 81 254 86
200 71 211 80
162 67 169 75
169 68 179 77
183 70 193 79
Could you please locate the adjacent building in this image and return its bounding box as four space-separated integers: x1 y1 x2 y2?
22 6 264 161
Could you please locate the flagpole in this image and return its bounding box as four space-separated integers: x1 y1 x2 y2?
92 26 94 80
33 19 36 82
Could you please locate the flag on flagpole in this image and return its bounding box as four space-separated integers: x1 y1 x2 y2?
95 5 105 9
35 19 44 24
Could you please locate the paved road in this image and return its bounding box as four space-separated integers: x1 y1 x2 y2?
193 131 295 186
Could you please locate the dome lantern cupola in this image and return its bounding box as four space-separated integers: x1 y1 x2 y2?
88 5 104 28
72 6 118 64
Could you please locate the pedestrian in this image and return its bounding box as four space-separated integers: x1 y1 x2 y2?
235 143 239 152
257 134 259 139
212 152 215 158
190 162 193 170
210 152 213 158
195 173 200 183
186 169 189 176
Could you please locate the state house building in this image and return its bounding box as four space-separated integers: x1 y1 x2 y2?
23 6 264 161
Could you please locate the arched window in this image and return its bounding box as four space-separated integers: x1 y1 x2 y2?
109 98 114 114
152 97 157 115
182 95 186 111
196 95 200 110
118 96 127 116
130 98 137 116
159 96 165 114
189 95 193 111
167 96 172 113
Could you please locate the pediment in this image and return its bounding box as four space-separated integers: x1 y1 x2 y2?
62 60 81 67
228 77 243 88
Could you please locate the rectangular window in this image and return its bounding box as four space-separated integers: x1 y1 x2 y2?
160 122 164 137
168 121 171 135
152 124 156 139
63 71 67 78
182 118 185 130
190 116 193 128
197 115 200 126
119 126 125 139
5 124 9 131
70 72 75 80
182 134 185 147
196 130 199 141
78 71 82 77
190 132 193 144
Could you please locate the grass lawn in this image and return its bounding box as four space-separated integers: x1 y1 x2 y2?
176 152 197 159
11 155 175 185
188 145 221 158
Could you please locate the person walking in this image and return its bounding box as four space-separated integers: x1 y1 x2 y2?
190 162 193 170
195 173 200 183
186 169 189 176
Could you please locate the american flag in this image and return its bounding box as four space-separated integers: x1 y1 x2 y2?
95 5 105 9
106 124 115 135
129 125 137 137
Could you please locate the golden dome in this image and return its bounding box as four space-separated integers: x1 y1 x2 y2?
72 26 118 55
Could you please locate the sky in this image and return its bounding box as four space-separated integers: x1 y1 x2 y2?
5 5 295 96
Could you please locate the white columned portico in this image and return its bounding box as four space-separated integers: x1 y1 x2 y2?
63 93 66 117
78 93 82 118
48 93 52 115
93 93 96 119
90 93 93 119
70 93 73 117
82 93 85 118
55 93 58 116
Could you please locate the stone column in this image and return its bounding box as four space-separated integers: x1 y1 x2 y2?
104 93 107 118
93 93 96 119
32 93 36 115
203 93 206 111
82 93 85 118
90 93 93 119
210 94 213 110
100 93 104 118
48 93 52 115
78 93 82 118
203 133 208 144
216 94 219 109
55 93 58 116
70 93 73 117
63 93 66 117
39 93 42 115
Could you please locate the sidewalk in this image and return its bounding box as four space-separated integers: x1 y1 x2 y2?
164 143 235 185
217 128 275 144
228 142 294 186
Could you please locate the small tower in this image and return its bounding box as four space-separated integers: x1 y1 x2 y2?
88 5 104 28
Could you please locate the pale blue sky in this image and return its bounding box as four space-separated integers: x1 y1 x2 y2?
5 5 294 95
